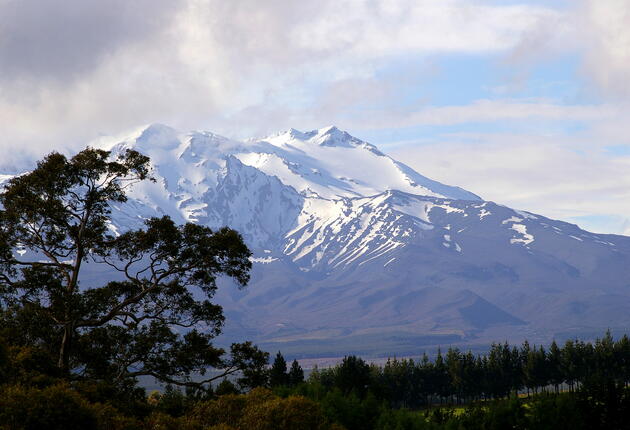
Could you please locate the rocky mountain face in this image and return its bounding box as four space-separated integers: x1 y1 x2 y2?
13 123 630 357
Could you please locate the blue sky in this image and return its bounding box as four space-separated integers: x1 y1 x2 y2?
0 0 629 234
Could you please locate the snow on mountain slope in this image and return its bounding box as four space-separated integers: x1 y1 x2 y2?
95 123 480 257
239 126 480 201
283 192 429 270
93 123 630 275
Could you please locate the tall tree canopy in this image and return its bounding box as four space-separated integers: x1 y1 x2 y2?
0 148 267 391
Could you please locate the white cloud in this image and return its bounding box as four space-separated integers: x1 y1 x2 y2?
0 0 559 169
496 0 630 101
576 0 630 100
351 99 620 129
390 131 630 234
288 1 555 56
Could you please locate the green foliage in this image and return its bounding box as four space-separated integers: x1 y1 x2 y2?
73 378 149 419
269 353 304 388
284 332 630 429
0 337 7 382
215 378 240 396
377 358 424 409
190 387 336 430
234 342 271 390
239 393 329 430
190 392 247 427
526 394 585 430
374 409 433 430
320 388 380 430
154 385 188 417
0 147 267 392
480 397 526 430
270 351 288 387
0 383 98 430
288 359 305 386
334 355 372 397
0 340 61 387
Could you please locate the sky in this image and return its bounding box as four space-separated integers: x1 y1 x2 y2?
0 0 629 234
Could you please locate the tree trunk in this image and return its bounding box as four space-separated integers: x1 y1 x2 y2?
58 323 73 374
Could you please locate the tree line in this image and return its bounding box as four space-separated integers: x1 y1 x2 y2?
295 330 630 409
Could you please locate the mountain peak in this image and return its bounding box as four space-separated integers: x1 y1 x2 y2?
318 125 340 135
83 123 482 203
136 123 179 148
313 125 352 147
269 126 349 143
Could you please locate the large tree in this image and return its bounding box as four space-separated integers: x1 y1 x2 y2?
0 148 267 390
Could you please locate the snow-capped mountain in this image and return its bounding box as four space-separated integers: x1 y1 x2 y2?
17 124 630 356
95 123 480 265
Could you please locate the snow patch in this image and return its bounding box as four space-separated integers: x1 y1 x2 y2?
510 224 534 245
514 209 538 220
393 199 434 224
250 256 278 264
435 204 465 214
502 216 524 225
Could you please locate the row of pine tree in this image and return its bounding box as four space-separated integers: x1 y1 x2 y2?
270 331 630 408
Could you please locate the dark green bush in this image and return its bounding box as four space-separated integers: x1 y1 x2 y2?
0 383 97 430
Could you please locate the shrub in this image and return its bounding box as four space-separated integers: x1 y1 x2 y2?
190 387 336 430
374 409 433 430
0 383 97 430
190 393 247 428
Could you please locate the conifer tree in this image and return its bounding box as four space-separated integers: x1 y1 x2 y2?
335 355 371 397
548 340 563 393
288 359 305 386
269 351 288 387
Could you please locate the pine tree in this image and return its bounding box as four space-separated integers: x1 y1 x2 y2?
548 340 563 393
445 347 463 403
615 334 630 387
335 355 371 397
269 351 288 387
215 378 239 395
434 348 450 401
288 359 305 386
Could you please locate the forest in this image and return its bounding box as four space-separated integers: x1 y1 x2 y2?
2 148 630 429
